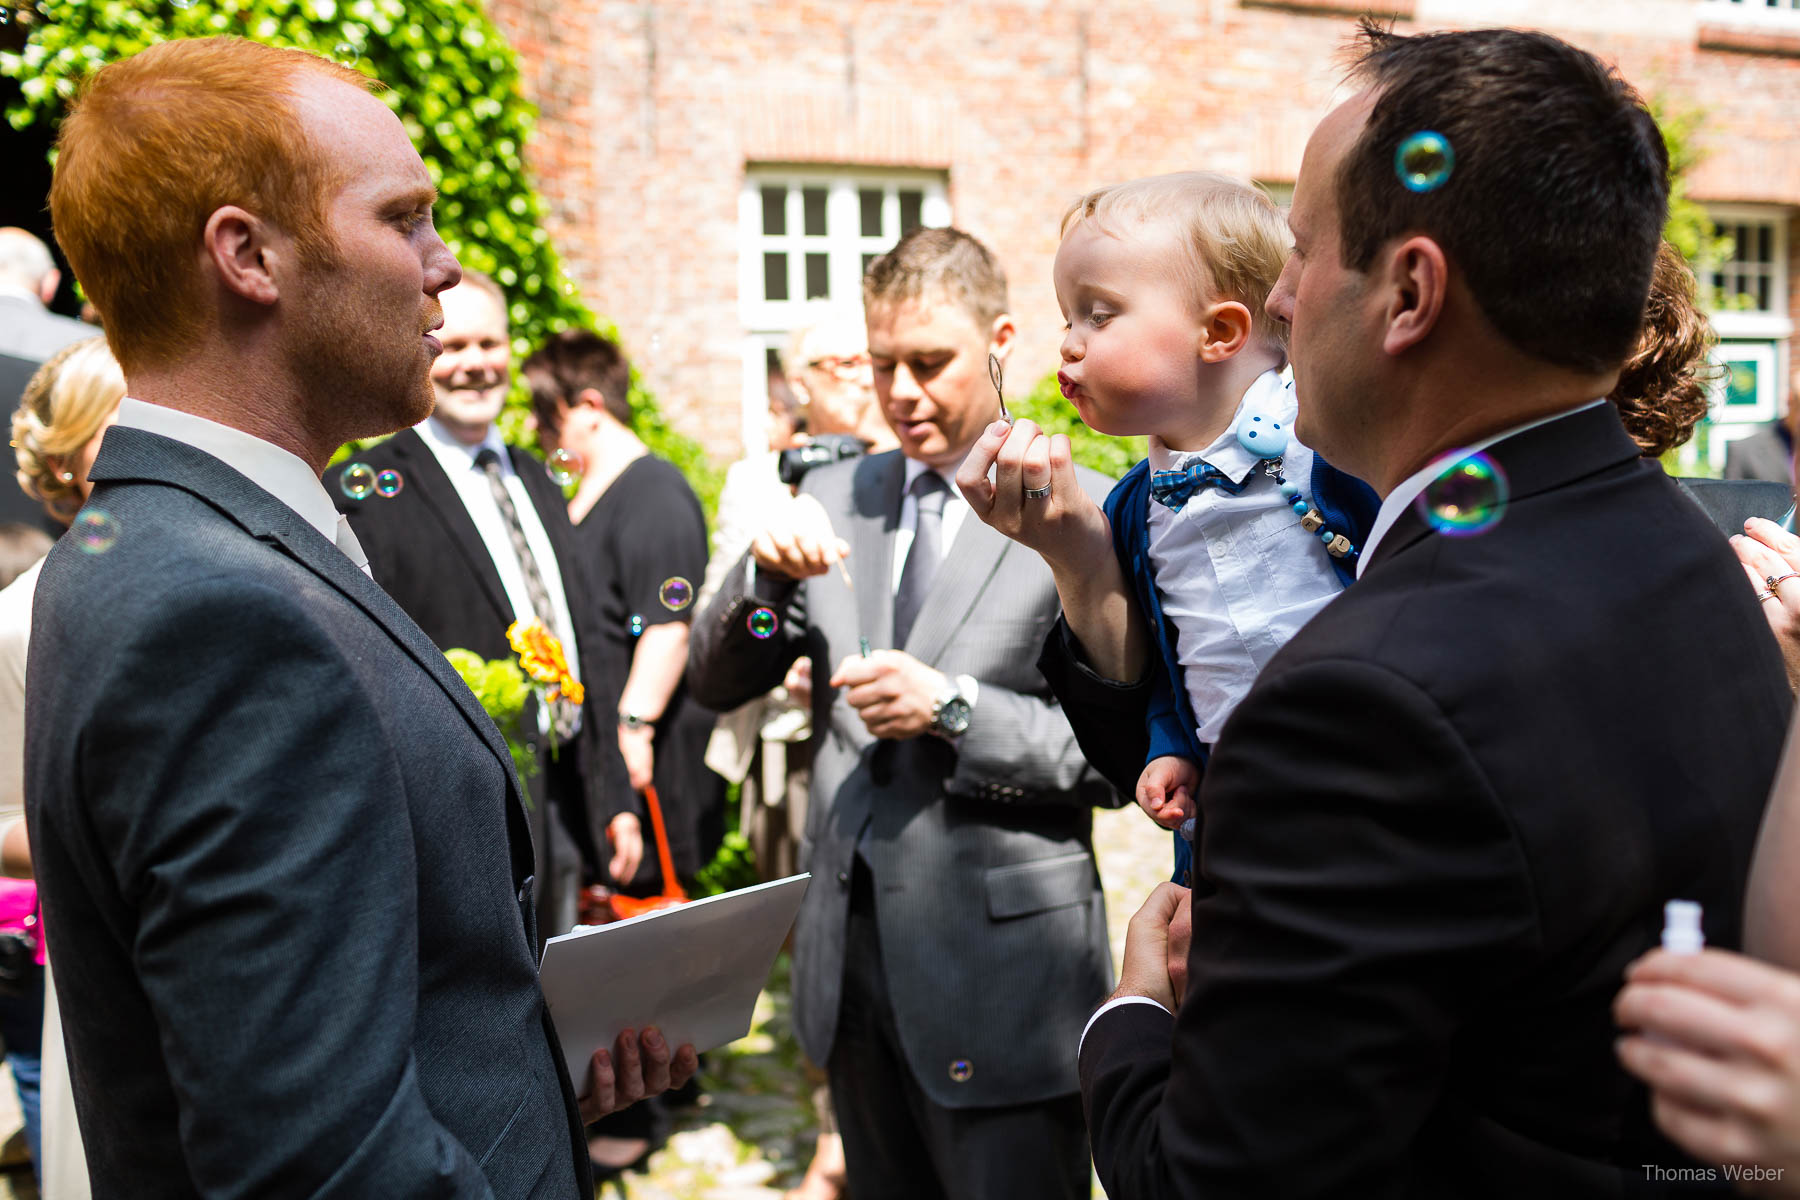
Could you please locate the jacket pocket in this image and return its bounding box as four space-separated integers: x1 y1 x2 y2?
984 851 1094 920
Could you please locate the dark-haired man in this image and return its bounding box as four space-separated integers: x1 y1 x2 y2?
1030 23 1794 1197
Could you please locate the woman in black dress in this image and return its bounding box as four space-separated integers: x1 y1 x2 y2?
522 329 723 896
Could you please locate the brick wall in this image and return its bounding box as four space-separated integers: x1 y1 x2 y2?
482 0 1800 461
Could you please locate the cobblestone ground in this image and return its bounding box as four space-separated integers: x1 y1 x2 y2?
622 802 1170 1200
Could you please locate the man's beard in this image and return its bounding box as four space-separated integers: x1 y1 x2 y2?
287 264 439 444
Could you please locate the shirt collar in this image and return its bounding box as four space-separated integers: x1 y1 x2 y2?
902 455 957 494
1146 369 1292 484
418 414 509 474
115 397 341 544
1357 397 1609 578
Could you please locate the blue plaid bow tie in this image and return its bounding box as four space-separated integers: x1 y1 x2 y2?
1149 461 1251 512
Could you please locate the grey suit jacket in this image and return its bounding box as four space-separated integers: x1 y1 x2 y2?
0 295 92 363
687 450 1125 1109
25 426 589 1198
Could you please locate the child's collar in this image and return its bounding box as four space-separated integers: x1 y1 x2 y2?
1148 369 1294 483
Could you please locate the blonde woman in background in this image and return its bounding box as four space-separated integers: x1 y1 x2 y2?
3 334 123 1198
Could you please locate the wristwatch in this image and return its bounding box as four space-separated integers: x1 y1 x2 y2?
928 679 972 738
617 710 650 730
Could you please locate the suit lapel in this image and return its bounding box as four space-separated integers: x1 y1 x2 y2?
91 427 537 883
849 452 904 651
902 507 1011 667
390 430 515 626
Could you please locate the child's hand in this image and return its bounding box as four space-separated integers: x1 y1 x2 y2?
1136 755 1199 830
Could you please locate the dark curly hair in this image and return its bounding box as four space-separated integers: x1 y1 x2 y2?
1609 241 1718 458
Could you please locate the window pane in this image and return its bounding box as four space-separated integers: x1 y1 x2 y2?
803 187 828 237
899 189 923 234
764 252 789 301
859 189 883 237
1758 275 1771 311
761 186 787 236
1757 223 1772 264
766 346 783 375
863 252 878 276
805 252 830 299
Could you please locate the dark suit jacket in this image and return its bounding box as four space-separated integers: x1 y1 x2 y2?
330 428 629 852
26 425 590 1198
1068 404 1793 1197
687 450 1126 1109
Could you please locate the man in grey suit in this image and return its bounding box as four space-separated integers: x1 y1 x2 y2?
688 227 1122 1200
1 227 93 531
26 37 688 1197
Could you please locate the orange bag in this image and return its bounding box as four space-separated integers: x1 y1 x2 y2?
578 783 687 923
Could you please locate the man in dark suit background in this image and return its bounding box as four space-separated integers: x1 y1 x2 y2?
967 23 1794 1198
26 38 688 1197
688 227 1123 1200
333 269 642 937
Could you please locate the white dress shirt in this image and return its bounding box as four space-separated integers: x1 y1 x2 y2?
115 397 370 576
1356 397 1610 578
1146 370 1345 746
414 416 583 692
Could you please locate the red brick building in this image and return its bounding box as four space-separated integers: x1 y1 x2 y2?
484 0 1800 472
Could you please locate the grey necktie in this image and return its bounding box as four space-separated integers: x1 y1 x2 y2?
893 471 949 649
475 448 580 740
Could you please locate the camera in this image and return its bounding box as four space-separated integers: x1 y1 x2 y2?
777 434 867 487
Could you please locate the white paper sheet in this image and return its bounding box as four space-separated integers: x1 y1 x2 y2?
538 873 811 1086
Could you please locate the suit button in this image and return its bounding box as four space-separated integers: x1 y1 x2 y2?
948 1059 973 1083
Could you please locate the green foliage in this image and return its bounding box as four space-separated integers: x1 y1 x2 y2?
1009 371 1147 482
693 829 759 899
444 647 538 786
1648 92 1741 310
2 0 719 513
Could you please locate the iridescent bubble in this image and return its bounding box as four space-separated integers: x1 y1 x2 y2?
171 0 196 9
747 607 778 639
629 613 644 638
1415 452 1508 537
340 461 376 500
74 509 119 554
332 41 360 64
658 576 692 611
547 448 584 487
1395 131 1454 194
374 468 404 498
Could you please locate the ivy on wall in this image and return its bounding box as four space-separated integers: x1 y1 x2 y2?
1 0 720 511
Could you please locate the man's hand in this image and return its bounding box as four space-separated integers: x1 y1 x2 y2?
1109 882 1191 1013
955 418 1112 573
828 651 947 740
782 656 813 712
750 493 851 581
606 812 643 885
1136 755 1200 830
577 1026 699 1124
618 723 655 793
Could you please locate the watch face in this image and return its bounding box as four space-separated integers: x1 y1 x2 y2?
937 696 972 736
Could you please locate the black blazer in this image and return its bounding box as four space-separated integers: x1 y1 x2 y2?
331 428 629 832
26 426 590 1197
1067 404 1793 1197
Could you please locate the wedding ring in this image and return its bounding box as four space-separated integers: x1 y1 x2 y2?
1768 572 1800 591
1024 483 1052 500
1759 589 1779 603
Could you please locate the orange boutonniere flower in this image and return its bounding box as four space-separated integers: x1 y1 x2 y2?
507 618 586 707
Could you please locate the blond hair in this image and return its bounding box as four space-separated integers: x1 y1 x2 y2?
1061 171 1291 349
13 337 127 524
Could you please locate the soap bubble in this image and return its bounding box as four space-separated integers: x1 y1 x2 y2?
747 607 778 639
1395 131 1454 194
1415 452 1508 538
658 577 692 611
74 509 119 554
332 41 360 64
171 0 196 9
547 448 584 487
629 613 644 637
340 462 376 500
375 469 404 498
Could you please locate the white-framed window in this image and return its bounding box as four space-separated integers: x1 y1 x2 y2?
736 168 951 454
1701 0 1800 20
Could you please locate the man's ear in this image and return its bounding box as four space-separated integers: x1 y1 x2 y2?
988 313 1017 362
1381 235 1447 358
202 205 282 307
1197 300 1254 364
36 267 60 307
